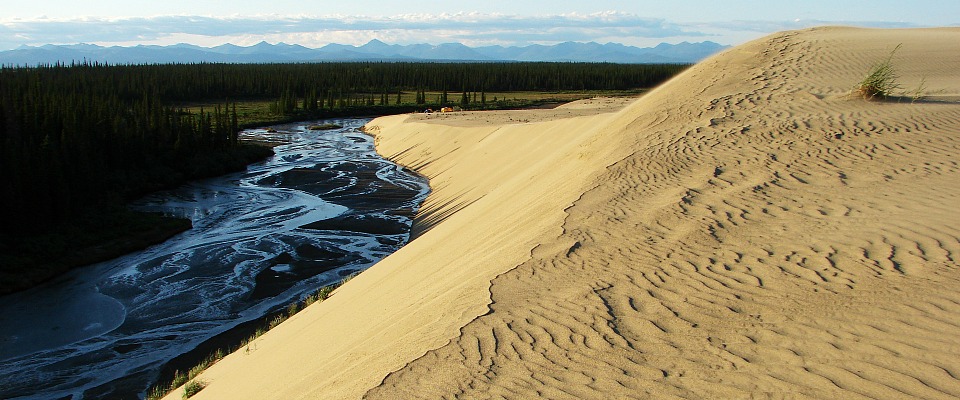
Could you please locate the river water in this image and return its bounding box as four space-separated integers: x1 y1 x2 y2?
0 118 429 399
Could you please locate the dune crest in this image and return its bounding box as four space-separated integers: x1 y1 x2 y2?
171 27 960 399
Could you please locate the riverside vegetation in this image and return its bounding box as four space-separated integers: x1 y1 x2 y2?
0 61 686 294
146 273 354 400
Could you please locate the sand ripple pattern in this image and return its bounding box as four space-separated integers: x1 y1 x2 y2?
367 27 960 399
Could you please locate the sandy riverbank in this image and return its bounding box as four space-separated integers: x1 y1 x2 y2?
167 26 960 399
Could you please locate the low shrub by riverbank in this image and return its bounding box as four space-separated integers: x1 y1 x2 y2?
146 273 356 400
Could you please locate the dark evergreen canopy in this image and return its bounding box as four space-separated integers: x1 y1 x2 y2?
0 61 687 233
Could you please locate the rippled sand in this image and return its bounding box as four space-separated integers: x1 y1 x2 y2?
169 27 960 399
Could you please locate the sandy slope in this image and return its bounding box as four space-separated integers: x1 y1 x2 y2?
171 27 960 399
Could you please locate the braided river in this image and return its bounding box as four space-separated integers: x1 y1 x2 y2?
0 119 428 399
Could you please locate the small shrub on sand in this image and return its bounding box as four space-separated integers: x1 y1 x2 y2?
315 284 335 301
340 271 360 286
146 385 167 400
268 314 286 330
147 370 190 400
182 379 207 399
910 76 928 103
855 43 902 100
169 370 189 392
303 291 320 307
188 351 223 380
286 301 300 317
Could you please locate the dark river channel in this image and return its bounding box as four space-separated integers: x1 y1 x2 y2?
0 118 429 399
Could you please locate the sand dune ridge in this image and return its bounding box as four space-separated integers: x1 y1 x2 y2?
169 27 960 400
367 26 960 399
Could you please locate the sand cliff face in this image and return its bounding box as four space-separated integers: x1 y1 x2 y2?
174 27 960 399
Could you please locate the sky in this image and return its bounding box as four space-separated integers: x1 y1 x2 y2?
1 1 957 50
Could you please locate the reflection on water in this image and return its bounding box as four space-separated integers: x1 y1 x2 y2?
0 119 428 399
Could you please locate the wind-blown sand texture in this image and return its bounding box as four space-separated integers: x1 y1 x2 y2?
169 27 960 399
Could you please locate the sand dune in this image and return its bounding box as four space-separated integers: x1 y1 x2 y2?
170 27 960 399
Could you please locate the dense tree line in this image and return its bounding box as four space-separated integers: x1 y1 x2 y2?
0 61 686 234
2 61 686 102
0 64 257 233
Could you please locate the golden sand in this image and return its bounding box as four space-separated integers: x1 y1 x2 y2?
168 27 960 399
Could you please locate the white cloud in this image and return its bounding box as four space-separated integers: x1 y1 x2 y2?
698 19 921 34
0 11 939 51
0 12 712 50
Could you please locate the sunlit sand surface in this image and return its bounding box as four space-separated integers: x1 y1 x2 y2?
168 27 960 400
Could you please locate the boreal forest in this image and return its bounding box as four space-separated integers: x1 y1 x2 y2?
0 61 687 291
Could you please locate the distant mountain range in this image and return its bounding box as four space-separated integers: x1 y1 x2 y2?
0 40 728 66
